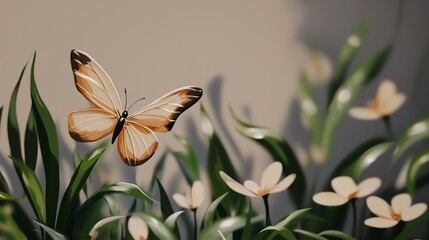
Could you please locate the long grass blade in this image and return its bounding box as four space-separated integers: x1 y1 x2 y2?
29 52 60 227
56 147 106 233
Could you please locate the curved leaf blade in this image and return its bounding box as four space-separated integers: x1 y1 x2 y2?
79 182 155 216
34 221 69 240
203 192 228 229
165 211 184 229
328 21 370 103
406 149 429 195
275 208 311 229
200 216 263 240
56 147 106 233
169 134 200 184
0 205 27 240
24 108 38 171
294 229 328 240
88 215 127 240
0 191 20 201
155 177 174 219
299 73 323 148
133 212 178 240
30 52 60 227
319 230 356 240
230 108 306 208
322 45 392 163
393 117 429 163
9 156 44 222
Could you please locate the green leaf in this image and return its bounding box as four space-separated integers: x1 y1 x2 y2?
24 108 38 171
133 212 178 240
203 192 228 229
294 229 328 240
275 208 311 228
394 215 429 240
406 149 429 195
165 211 184 229
0 191 20 201
199 216 263 240
322 44 392 163
393 117 429 163
79 182 155 217
88 215 127 239
201 105 242 214
155 177 175 219
169 134 200 184
341 141 393 180
319 230 356 240
299 73 323 148
149 150 168 191
30 52 60 227
34 221 69 240
7 61 27 161
328 21 370 103
104 195 121 239
56 147 106 233
255 226 297 240
0 205 27 240
9 156 45 222
240 199 253 240
230 108 306 208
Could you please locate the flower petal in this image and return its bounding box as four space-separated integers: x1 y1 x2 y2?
128 215 149 240
244 180 260 195
260 162 282 190
377 80 396 102
331 176 357 198
364 217 398 228
219 171 256 197
366 196 391 219
356 177 381 198
391 193 412 215
349 107 380 120
191 181 205 208
401 203 427 221
270 174 296 194
312 192 348 206
173 193 190 209
384 93 405 115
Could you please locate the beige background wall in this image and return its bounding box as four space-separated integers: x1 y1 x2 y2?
1 0 428 222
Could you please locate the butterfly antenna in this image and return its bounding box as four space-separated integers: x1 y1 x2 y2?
124 88 128 110
127 97 146 112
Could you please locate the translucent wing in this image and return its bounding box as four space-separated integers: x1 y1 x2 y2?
129 86 203 132
70 49 123 116
117 121 159 166
68 108 117 142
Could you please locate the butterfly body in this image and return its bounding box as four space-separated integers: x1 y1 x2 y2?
68 50 202 166
112 110 128 144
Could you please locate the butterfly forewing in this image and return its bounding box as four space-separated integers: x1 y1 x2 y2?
70 50 122 116
118 122 159 166
68 108 117 142
129 86 203 132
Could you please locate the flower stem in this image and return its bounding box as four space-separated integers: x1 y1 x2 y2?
192 208 198 240
382 116 394 138
262 195 271 226
351 199 357 238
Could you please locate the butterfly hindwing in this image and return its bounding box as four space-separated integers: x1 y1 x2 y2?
70 50 122 116
118 121 159 166
68 108 117 142
128 86 203 132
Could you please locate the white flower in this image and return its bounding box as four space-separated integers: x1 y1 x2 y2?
173 180 204 210
365 193 427 228
128 216 149 240
349 80 406 120
304 49 333 84
313 176 381 206
219 162 296 197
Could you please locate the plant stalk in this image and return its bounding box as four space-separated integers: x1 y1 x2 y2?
382 116 393 139
351 199 357 238
262 194 271 226
192 208 198 240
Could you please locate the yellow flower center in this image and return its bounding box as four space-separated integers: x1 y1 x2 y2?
258 188 270 197
347 191 358 200
391 213 401 221
370 96 388 117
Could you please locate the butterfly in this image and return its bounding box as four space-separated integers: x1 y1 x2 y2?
68 50 203 166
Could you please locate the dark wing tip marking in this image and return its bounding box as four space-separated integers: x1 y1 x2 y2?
70 49 93 93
